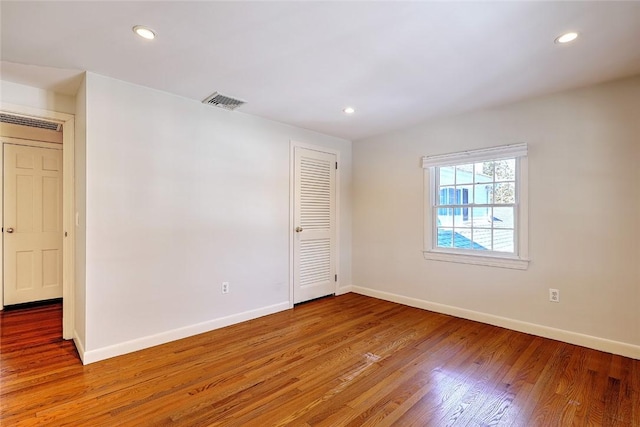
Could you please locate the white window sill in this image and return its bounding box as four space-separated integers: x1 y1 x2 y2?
423 250 529 270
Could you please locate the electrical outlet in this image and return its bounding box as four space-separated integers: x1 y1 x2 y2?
549 288 560 303
222 282 230 294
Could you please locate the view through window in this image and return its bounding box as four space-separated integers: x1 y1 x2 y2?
435 159 517 254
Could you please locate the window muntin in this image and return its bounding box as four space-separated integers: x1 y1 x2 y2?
434 158 519 255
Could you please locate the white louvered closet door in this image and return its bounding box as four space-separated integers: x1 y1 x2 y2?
293 147 336 304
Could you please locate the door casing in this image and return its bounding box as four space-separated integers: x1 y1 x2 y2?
289 140 340 306
0 103 75 340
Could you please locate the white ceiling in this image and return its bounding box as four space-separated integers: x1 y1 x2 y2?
2 1 640 140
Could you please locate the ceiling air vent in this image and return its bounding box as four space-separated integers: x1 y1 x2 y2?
202 92 246 111
0 113 61 131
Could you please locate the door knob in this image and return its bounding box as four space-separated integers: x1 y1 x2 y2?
6 228 14 233
295 227 303 233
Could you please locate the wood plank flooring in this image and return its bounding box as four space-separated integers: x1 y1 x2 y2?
1 293 639 426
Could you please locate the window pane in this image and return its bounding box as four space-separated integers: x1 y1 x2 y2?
439 166 455 186
474 183 493 204
492 207 514 228
475 161 494 182
437 208 454 227
493 229 514 253
472 207 491 227
495 159 515 182
455 164 474 184
453 210 469 227
454 228 474 249
494 182 515 204
454 186 472 222
456 185 473 204
438 186 455 205
473 228 491 250
437 228 454 248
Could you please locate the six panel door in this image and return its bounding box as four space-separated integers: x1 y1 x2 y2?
3 144 63 305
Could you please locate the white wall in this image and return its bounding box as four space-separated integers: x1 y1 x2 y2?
353 76 640 357
82 73 352 362
0 80 75 114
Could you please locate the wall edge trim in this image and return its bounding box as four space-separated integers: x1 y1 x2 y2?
350 286 640 360
73 330 86 364
336 285 353 295
82 301 290 364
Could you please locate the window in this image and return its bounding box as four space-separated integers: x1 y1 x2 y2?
422 144 529 269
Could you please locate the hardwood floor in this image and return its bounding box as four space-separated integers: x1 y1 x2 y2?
1 294 638 426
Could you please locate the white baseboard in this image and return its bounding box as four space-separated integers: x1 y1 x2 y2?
351 286 640 360
73 331 86 364
82 301 290 365
336 284 353 295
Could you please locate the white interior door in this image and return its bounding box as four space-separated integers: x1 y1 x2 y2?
293 147 336 304
3 144 63 305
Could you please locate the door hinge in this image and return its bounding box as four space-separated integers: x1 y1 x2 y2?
335 162 338 170
335 274 338 282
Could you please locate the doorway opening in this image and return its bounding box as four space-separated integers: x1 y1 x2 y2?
0 107 75 341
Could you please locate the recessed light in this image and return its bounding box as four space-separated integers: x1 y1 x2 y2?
133 25 156 40
343 107 355 114
555 32 578 44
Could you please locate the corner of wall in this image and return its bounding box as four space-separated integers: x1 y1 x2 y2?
73 73 87 350
336 285 353 296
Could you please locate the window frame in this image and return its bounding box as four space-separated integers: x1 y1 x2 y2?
422 144 530 270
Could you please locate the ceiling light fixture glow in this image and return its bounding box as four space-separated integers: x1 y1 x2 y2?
343 107 355 114
555 32 578 44
133 25 156 40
